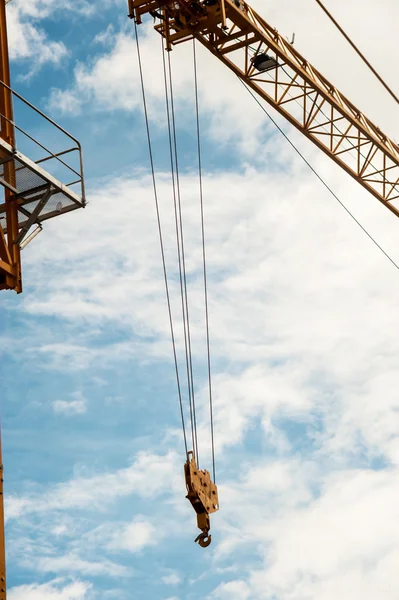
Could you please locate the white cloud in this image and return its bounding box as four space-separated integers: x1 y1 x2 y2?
36 554 129 577
9 579 92 600
47 25 273 155
5 454 177 589
5 1 399 598
109 517 156 553
52 524 68 536
209 461 399 600
48 88 83 115
209 364 313 452
10 0 95 19
7 4 67 73
267 470 399 578
211 580 251 600
93 23 116 47
53 392 87 416
5 496 31 522
18 162 399 467
6 0 108 76
9 157 399 599
6 450 180 519
48 31 141 115
52 398 86 415
257 471 399 599
162 572 181 586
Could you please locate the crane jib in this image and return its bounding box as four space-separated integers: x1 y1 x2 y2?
129 0 399 217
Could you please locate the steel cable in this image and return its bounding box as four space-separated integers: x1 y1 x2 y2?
193 38 216 483
134 20 188 454
166 50 200 465
239 77 399 273
314 0 399 106
161 38 198 461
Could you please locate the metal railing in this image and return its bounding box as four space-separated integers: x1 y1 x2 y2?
0 80 85 205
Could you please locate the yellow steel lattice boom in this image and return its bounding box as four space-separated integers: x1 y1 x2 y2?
129 0 399 217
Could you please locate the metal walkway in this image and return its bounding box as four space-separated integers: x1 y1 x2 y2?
0 80 85 291
0 137 84 239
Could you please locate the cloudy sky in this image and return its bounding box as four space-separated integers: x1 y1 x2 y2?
2 0 399 598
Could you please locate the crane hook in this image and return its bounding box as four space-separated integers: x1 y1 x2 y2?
195 531 212 548
184 451 219 549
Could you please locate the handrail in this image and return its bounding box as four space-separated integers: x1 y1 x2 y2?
0 113 82 180
0 80 80 148
35 148 79 163
0 80 86 204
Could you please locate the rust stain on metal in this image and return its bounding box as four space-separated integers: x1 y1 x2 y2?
185 451 219 547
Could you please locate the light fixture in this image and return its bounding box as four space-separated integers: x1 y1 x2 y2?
251 52 278 72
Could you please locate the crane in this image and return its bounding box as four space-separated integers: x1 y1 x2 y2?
128 0 399 553
129 0 399 216
0 0 398 595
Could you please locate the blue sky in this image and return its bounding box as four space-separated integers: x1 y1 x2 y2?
3 0 399 599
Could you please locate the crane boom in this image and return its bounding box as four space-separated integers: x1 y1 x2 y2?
129 0 399 217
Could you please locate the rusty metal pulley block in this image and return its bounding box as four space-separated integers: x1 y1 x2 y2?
184 451 219 548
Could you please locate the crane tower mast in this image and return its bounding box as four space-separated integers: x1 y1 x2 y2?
0 0 86 595
130 0 399 216
0 0 20 293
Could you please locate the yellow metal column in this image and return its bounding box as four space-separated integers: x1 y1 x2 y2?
0 0 21 293
0 436 5 600
0 1 10 595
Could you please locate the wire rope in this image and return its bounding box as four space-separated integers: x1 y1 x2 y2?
314 0 399 106
161 39 197 458
134 20 188 454
192 38 216 483
166 49 200 465
238 77 399 273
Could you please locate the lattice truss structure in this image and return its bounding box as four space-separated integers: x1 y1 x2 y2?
130 0 399 216
0 108 85 293
0 0 85 293
0 140 84 238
